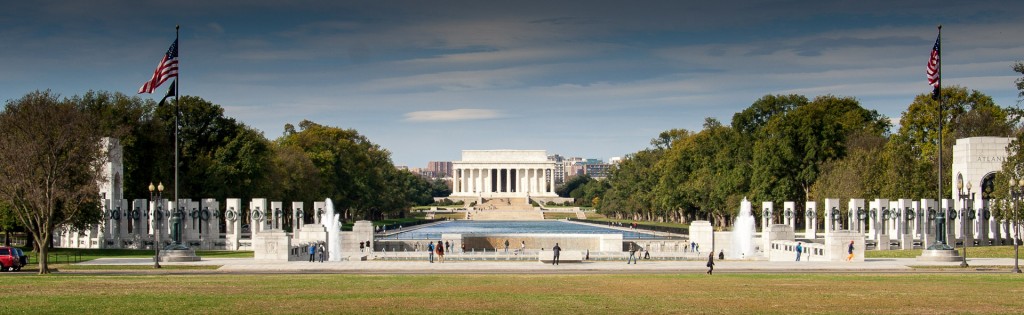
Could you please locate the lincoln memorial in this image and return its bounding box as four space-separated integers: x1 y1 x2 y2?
449 150 558 199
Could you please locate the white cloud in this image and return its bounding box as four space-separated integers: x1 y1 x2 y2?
404 108 504 122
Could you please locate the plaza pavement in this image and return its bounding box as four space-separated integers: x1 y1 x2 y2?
72 256 1022 274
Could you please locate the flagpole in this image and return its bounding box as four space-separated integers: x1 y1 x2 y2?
937 24 943 214
174 24 180 246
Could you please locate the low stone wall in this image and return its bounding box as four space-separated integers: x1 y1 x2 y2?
538 250 583 263
769 240 827 262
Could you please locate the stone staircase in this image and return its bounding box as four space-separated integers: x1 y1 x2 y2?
470 198 543 220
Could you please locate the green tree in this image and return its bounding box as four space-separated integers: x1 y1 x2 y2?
894 86 1011 198
76 91 166 199
750 95 889 207
0 91 104 274
557 175 593 198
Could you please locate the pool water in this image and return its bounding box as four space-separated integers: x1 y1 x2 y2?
380 220 665 240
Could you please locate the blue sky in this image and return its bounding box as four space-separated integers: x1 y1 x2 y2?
3 1 1023 167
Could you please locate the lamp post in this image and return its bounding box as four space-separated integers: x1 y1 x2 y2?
957 177 972 268
149 182 164 269
1009 178 1024 274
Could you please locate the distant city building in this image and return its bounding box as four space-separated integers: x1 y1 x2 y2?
547 154 565 184
426 161 453 178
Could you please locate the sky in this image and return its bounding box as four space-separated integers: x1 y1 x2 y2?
3 1 1023 168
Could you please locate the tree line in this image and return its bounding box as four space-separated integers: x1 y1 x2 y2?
570 67 1024 228
0 91 450 258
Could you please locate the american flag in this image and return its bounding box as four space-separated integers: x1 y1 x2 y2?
926 35 940 88
138 39 178 94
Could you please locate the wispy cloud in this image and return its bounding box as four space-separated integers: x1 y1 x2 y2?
404 108 504 122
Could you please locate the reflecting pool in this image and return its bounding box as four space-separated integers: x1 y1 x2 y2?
380 220 667 240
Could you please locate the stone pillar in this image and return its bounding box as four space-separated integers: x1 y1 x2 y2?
887 200 898 237
920 199 936 247
942 199 956 246
225 198 242 250
848 199 865 234
978 200 990 246
506 168 512 194
201 198 219 249
824 198 840 238
805 201 817 239
760 201 773 233
869 199 889 250
910 200 921 239
313 201 325 225
132 199 147 243
761 201 773 251
292 201 305 231
963 197 975 247
269 201 282 230
783 201 796 229
115 199 130 246
250 198 268 234
897 199 913 249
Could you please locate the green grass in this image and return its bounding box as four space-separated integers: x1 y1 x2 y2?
434 213 465 220
583 216 691 230
1 273 1021 314
865 245 1024 259
543 212 577 220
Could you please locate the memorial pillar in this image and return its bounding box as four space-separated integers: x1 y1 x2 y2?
225 198 242 250
783 201 796 229
942 199 956 245
804 201 817 239
848 199 865 234
920 199 936 247
898 199 913 249
824 198 839 238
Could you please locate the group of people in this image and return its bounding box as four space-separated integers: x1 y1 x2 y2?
625 243 652 264
427 240 447 263
307 242 326 263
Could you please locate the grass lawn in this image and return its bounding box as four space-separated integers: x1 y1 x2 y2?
1 273 1021 314
865 245 1024 259
542 212 577 220
584 215 691 230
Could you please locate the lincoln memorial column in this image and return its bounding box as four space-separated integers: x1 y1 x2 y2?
547 168 554 193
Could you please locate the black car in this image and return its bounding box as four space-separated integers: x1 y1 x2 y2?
13 248 27 268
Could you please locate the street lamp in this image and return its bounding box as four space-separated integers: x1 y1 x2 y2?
149 182 164 269
1009 178 1024 274
957 177 972 268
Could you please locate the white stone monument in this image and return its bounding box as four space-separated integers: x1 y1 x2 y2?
804 201 817 239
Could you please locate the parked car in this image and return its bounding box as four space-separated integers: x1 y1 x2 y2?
13 248 27 268
0 246 23 271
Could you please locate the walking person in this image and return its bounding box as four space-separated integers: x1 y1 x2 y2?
846 240 855 262
427 241 435 263
520 241 526 255
504 239 510 253
795 242 803 261
706 252 715 275
437 240 445 263
308 243 316 262
626 243 638 264
359 241 365 253
552 243 561 265
318 243 326 263
445 240 451 253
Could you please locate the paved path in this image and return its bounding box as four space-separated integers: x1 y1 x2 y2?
72 257 1022 274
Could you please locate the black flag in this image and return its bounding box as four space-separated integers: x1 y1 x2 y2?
158 79 176 107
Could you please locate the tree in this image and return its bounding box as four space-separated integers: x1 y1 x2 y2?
557 175 593 198
750 95 888 206
76 91 166 200
894 86 1011 198
1014 61 1024 101
0 91 104 274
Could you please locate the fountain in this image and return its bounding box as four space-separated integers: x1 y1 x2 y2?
325 198 342 261
731 197 756 259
